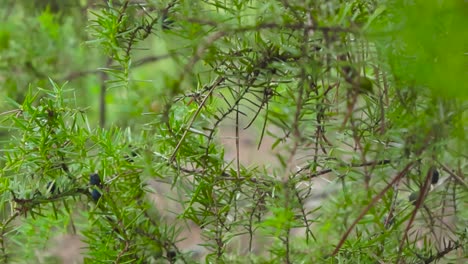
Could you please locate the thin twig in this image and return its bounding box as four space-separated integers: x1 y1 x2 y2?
169 76 224 163
331 161 414 256
396 166 434 263
439 163 467 189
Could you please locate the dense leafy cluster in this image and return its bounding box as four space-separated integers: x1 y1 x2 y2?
0 0 466 263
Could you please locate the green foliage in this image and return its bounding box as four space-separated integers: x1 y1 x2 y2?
0 0 467 263
369 0 468 98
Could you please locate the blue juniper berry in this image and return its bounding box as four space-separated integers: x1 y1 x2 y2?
91 189 101 201
89 173 101 187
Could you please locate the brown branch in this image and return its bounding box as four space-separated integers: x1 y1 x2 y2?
421 240 462 264
184 19 357 34
296 159 391 180
331 161 414 256
62 55 172 81
99 58 113 127
439 163 467 189
397 166 435 263
169 76 225 163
